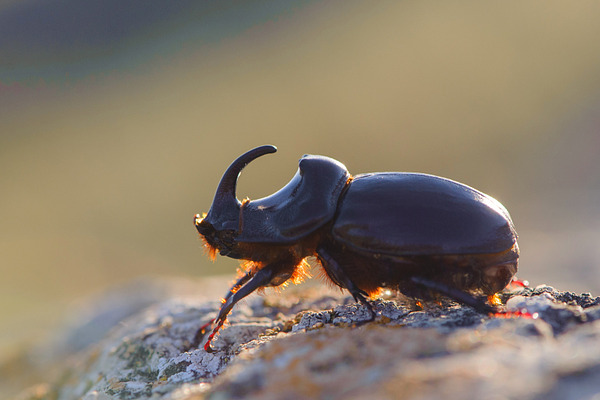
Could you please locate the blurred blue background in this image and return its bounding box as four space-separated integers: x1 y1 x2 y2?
2 0 600 358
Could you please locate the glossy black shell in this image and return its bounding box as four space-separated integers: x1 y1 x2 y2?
332 173 517 256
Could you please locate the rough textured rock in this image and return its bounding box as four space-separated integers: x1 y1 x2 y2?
9 277 600 400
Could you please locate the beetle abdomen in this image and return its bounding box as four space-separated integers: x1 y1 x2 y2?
319 242 518 297
332 173 517 256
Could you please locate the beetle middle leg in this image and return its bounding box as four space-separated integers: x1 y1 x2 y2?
317 247 376 322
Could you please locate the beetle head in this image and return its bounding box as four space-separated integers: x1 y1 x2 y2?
195 145 277 259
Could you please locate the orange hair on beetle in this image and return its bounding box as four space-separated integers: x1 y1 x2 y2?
200 236 218 261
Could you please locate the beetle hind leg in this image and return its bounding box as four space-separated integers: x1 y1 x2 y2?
410 276 497 314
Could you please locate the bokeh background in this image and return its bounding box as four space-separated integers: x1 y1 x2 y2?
2 0 600 360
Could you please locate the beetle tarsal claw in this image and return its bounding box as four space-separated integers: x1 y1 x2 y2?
202 317 227 353
191 318 215 350
204 343 216 353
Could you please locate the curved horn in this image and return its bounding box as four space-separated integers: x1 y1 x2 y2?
214 145 277 203
206 145 277 230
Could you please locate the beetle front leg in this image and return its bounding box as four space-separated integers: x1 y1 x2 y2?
191 270 255 349
317 247 375 322
200 267 275 352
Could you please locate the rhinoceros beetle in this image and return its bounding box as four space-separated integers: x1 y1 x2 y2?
193 145 519 352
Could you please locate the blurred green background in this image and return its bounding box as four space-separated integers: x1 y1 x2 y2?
2 0 600 356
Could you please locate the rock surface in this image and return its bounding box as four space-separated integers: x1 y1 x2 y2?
9 277 600 400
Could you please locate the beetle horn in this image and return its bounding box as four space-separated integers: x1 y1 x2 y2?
207 145 277 227
215 145 277 201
